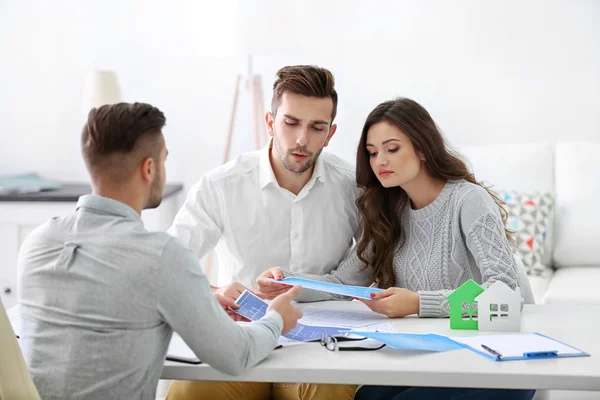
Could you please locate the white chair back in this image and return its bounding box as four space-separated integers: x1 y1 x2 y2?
0 300 41 400
515 255 536 305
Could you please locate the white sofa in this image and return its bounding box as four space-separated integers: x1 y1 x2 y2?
459 142 600 400
458 141 600 306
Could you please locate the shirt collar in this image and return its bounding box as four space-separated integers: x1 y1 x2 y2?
76 194 142 221
259 139 327 190
311 152 326 184
259 141 278 189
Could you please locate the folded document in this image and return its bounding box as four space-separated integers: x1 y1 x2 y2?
268 277 383 299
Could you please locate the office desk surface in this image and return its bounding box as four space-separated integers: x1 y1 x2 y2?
162 302 600 391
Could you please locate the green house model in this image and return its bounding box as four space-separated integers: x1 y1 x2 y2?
446 279 484 330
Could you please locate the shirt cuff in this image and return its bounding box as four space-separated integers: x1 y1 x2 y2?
263 310 284 333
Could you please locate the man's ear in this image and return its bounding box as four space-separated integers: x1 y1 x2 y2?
140 157 154 183
324 123 337 147
265 111 275 137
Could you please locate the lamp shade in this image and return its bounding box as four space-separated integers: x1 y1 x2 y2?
81 70 123 113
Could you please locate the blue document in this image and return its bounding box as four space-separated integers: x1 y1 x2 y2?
284 324 350 342
234 290 350 341
269 277 384 299
350 331 463 352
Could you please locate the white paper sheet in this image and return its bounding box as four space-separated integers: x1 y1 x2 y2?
278 336 310 347
351 321 398 333
167 333 200 363
299 306 395 329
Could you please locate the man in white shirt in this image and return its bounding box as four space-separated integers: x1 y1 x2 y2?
166 66 359 400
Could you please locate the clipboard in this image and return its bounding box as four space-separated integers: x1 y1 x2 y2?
450 332 590 361
166 333 202 364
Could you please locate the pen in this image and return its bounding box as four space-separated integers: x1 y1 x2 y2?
481 344 503 359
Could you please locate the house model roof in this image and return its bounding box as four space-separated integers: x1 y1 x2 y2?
474 281 521 302
446 279 484 301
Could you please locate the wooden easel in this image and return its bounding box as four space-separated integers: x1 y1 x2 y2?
223 56 268 162
205 55 268 282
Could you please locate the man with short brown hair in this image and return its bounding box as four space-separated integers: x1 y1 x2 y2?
18 102 303 400
166 66 359 399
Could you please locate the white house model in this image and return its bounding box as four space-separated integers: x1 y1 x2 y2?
475 281 522 332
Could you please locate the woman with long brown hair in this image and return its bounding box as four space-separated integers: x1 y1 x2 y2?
257 97 535 399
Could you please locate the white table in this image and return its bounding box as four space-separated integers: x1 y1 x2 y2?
162 302 600 391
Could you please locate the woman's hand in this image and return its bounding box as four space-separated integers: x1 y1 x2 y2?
256 267 292 300
357 287 420 318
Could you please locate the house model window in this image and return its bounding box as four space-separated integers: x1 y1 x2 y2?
489 303 510 321
461 301 478 320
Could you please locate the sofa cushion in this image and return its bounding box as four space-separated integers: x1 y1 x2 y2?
500 191 554 276
543 266 600 304
457 143 555 192
528 269 553 305
457 143 555 267
553 142 600 267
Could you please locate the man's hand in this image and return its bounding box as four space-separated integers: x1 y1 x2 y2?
267 285 304 334
214 293 248 322
356 288 420 318
214 282 266 302
256 267 292 300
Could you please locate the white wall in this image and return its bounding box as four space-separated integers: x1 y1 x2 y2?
1 0 599 196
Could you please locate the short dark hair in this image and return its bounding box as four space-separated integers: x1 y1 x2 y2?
271 65 338 122
81 102 166 183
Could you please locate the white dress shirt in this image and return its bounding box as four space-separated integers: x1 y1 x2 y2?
168 144 361 288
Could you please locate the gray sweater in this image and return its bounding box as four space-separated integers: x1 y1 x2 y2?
289 180 521 317
18 195 282 400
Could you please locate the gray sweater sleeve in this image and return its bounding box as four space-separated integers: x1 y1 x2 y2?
157 238 282 376
418 189 519 317
285 246 373 302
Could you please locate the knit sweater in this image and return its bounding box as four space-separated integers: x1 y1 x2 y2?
288 180 521 317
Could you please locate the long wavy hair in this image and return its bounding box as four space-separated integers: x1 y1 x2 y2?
355 98 512 289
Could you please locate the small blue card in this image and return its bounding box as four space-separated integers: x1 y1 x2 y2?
269 277 384 299
234 291 269 320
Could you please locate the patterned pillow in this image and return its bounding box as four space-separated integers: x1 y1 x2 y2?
499 191 554 276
